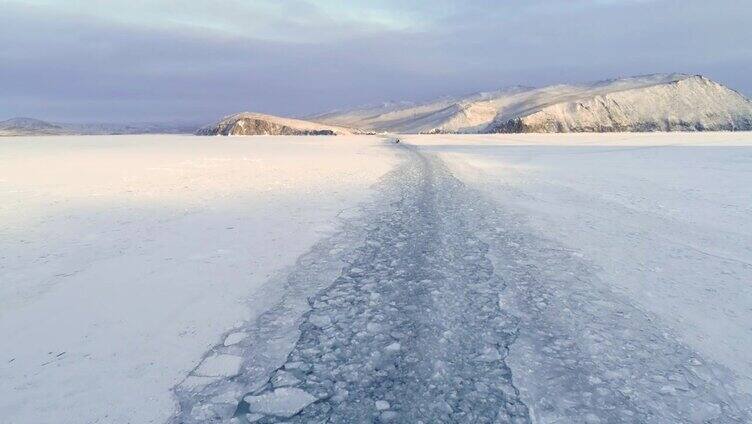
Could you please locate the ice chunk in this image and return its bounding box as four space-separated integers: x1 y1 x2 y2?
385 342 401 352
244 388 317 418
223 332 247 346
658 385 676 395
271 370 301 388
245 413 264 422
309 314 332 328
476 347 502 362
194 354 243 377
284 361 312 373
584 413 601 424
375 400 390 410
380 410 399 421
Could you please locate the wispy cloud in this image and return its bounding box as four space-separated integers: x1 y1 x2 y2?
1 0 750 122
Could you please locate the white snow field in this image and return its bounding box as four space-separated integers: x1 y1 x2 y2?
409 132 752 421
3 132 752 423
0 135 399 424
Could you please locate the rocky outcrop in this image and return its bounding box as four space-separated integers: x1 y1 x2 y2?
197 112 355 136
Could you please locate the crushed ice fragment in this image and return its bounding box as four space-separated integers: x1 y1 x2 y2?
476 347 502 362
385 342 401 352
284 361 312 373
375 400 390 410
309 314 332 328
223 332 247 346
584 413 601 424
380 410 399 421
194 354 243 377
245 413 264 422
331 389 349 402
659 385 676 395
244 387 317 418
271 370 301 388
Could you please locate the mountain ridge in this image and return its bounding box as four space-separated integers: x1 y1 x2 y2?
0 117 199 136
310 74 752 134
0 117 70 136
7 74 752 136
489 75 752 133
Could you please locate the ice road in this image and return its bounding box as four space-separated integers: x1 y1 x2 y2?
173 135 752 424
2 134 751 423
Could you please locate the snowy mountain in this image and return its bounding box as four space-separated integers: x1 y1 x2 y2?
66 122 199 135
311 74 752 133
0 117 198 136
490 75 752 133
307 87 532 134
197 112 359 136
0 117 71 136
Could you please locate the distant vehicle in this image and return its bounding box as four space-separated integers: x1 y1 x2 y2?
395 138 400 144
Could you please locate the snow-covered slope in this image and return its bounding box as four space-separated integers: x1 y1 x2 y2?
308 87 532 134
0 117 70 136
490 75 752 133
197 112 359 136
312 74 752 133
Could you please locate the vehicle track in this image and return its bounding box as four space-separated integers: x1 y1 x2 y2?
170 145 531 423
233 147 529 423
171 142 751 424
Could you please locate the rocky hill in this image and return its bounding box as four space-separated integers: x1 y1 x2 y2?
197 112 357 136
311 74 752 133
0 117 198 136
0 117 70 136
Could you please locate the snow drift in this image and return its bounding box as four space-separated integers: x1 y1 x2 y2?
197 112 358 136
311 74 752 134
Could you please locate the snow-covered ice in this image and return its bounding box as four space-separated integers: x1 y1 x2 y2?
3 132 752 423
375 400 390 410
224 332 248 347
0 134 398 424
195 354 244 378
409 132 752 421
243 387 317 418
196 148 531 423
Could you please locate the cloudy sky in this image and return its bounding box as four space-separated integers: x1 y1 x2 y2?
1 0 750 123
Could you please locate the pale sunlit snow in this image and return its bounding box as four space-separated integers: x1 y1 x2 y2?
3 132 752 423
0 134 399 424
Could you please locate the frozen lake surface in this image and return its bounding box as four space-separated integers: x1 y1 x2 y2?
2 133 751 423
0 135 399 423
410 133 752 422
